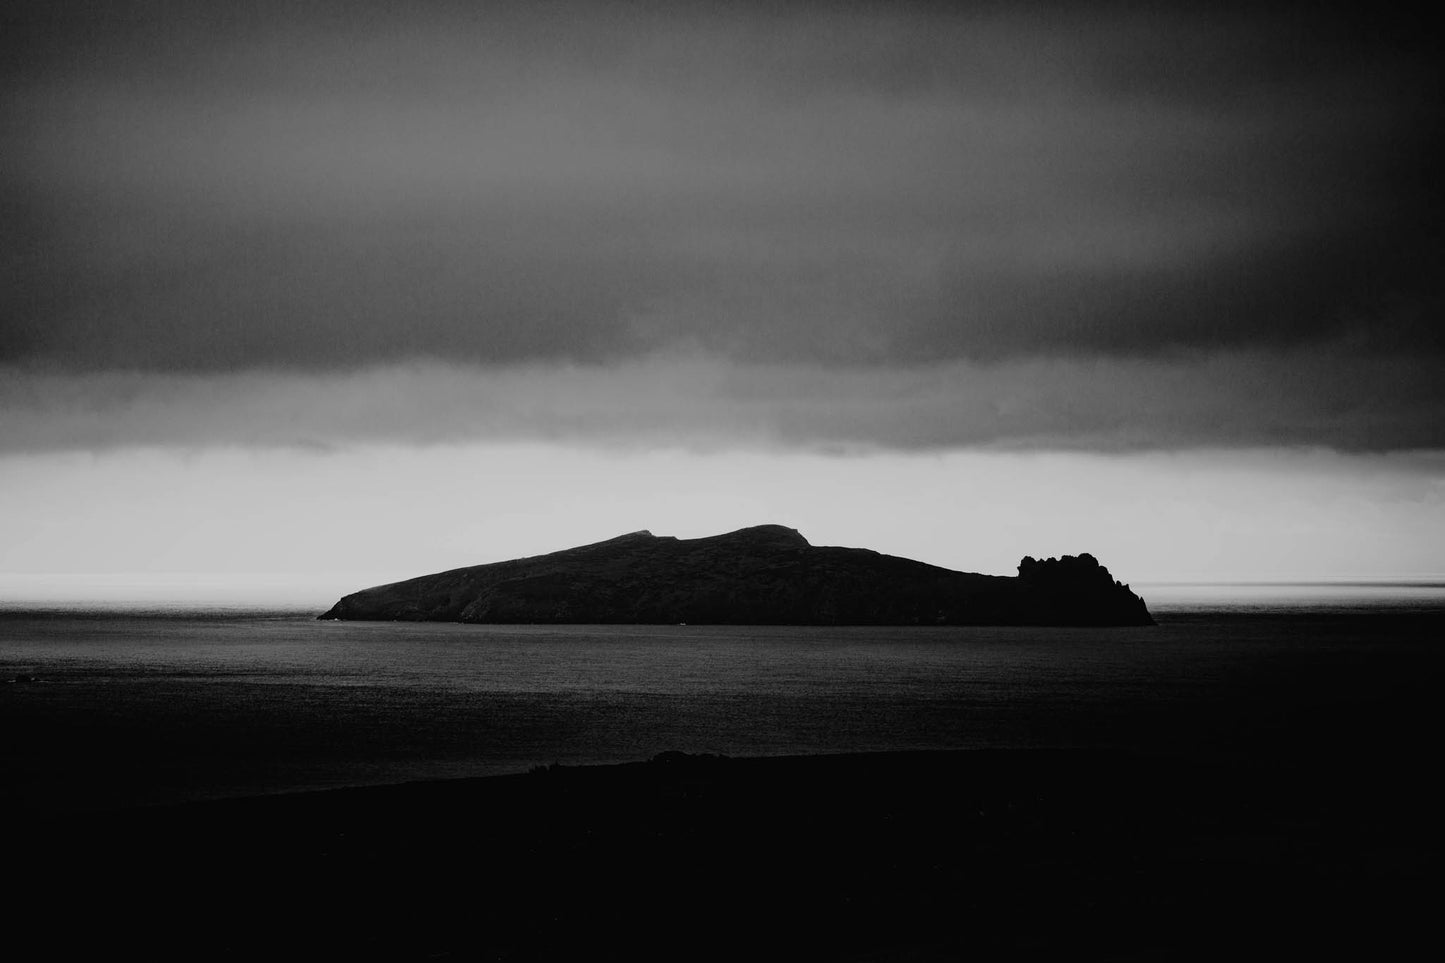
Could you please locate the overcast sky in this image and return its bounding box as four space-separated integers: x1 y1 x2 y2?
3 3 1442 595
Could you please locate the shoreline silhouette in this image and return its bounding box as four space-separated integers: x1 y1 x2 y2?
8 745 1427 960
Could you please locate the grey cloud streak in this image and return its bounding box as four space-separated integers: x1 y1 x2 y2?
2 3 1441 451
3 343 1442 454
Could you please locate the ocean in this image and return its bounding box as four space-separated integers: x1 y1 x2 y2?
2 583 1440 813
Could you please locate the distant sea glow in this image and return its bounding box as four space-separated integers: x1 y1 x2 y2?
3 572 1443 615
3 444 1443 600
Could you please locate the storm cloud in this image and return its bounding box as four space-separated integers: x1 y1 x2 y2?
3 3 1441 449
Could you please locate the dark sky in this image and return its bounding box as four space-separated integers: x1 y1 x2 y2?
3 2 1442 451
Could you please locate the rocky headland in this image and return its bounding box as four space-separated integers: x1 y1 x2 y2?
319 524 1153 625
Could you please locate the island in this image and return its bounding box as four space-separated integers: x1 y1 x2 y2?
320 524 1153 625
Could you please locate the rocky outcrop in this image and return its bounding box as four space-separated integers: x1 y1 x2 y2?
319 525 1153 626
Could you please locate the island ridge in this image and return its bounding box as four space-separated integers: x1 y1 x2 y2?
320 525 1153 626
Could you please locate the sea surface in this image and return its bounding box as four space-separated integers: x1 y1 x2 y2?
2 583 1440 812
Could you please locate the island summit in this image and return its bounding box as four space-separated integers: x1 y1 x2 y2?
320 525 1153 626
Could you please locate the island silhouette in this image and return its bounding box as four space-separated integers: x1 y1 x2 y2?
320 524 1153 625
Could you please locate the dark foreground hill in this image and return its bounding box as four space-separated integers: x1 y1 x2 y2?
320 524 1153 625
8 747 1429 961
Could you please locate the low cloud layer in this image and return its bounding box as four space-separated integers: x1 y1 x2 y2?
3 4 1441 451
5 343 1442 454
